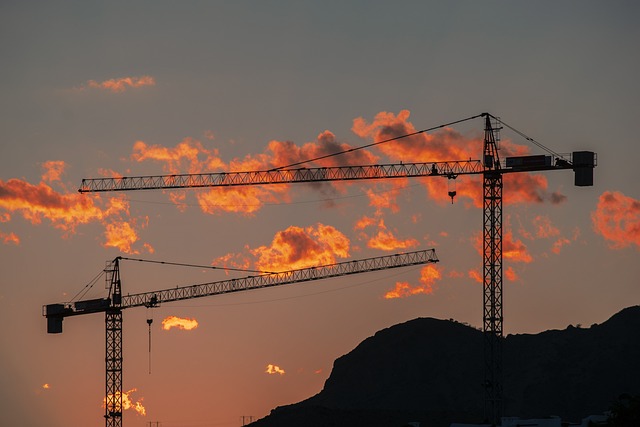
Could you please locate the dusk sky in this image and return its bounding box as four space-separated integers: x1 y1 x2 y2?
1 2 639 426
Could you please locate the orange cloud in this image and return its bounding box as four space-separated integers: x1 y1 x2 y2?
592 190 640 250
85 75 155 93
503 230 533 263
551 237 571 254
366 219 419 251
161 316 199 331
447 270 465 279
128 129 381 215
364 180 407 214
468 269 483 284
0 177 150 253
103 221 141 254
266 364 286 375
472 230 532 263
195 185 289 216
41 161 67 183
132 138 225 175
103 388 146 416
42 383 50 390
0 230 19 245
384 264 441 299
352 110 561 208
352 110 483 163
505 266 519 282
354 215 377 230
251 223 350 272
533 215 560 238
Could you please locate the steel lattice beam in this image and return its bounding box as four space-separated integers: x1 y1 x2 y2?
483 116 503 425
79 161 483 193
121 249 438 309
105 259 123 427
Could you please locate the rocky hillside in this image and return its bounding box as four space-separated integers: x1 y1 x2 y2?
250 306 640 427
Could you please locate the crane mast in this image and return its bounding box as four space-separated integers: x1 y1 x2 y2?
483 115 503 423
70 113 596 426
45 250 439 427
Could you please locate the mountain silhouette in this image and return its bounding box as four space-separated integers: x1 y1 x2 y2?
250 306 640 427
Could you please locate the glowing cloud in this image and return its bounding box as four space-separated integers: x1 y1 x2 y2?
266 364 286 375
103 388 146 416
505 266 519 282
103 221 140 254
352 110 559 208
131 138 224 175
42 383 50 390
468 269 483 284
128 130 379 215
503 230 533 263
162 316 199 331
472 231 532 264
41 161 67 183
384 264 441 299
552 237 571 254
251 223 350 272
85 75 156 93
0 230 19 245
592 190 640 250
366 219 419 251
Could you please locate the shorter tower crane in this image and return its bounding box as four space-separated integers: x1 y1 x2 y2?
44 249 439 427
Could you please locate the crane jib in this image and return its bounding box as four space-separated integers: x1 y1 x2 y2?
43 249 438 333
78 161 484 192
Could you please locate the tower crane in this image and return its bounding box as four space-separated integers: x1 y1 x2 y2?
44 250 439 427
77 113 596 425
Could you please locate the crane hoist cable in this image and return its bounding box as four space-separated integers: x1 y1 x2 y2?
118 257 277 275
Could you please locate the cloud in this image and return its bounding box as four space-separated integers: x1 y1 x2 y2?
266 364 285 375
131 138 225 175
251 223 350 272
0 230 19 245
366 219 419 251
551 237 571 254
103 388 146 416
592 190 640 249
364 181 406 214
472 230 533 263
0 177 150 253
354 215 377 230
503 230 533 263
383 264 441 299
161 316 199 331
128 129 382 215
468 269 483 284
213 223 350 273
41 161 67 183
352 110 561 208
505 266 519 282
83 76 156 93
533 215 560 238
103 220 143 254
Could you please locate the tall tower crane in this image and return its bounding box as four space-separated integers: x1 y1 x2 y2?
44 250 439 427
77 113 596 425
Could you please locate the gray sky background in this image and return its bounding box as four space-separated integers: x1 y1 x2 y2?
1 2 638 426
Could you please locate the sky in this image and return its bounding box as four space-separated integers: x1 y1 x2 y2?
1 1 639 426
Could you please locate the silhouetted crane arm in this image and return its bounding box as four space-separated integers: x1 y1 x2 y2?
78 154 595 194
79 161 483 193
44 249 438 330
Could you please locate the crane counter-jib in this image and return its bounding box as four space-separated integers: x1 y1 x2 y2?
44 249 439 333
